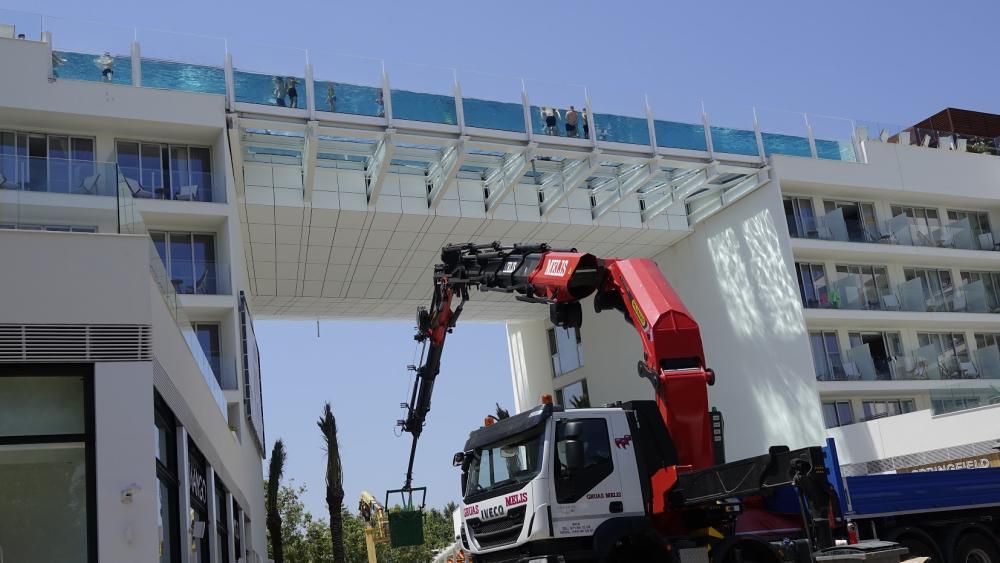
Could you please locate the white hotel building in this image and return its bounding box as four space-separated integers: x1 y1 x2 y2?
1 14 1000 562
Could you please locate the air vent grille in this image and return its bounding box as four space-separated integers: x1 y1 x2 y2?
0 324 152 362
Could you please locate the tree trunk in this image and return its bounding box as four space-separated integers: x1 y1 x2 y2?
266 512 284 563
328 491 346 563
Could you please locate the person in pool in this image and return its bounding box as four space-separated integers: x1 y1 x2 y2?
541 107 560 136
272 76 287 107
565 106 579 137
95 52 114 82
326 83 337 112
287 77 298 108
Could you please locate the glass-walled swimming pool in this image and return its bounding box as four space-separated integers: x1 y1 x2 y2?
22 5 868 164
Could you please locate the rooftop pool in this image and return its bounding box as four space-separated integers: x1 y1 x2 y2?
53 51 856 162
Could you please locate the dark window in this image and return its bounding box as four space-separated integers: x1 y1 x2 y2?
148 231 219 295
193 323 223 386
155 395 180 563
823 200 878 242
809 331 843 381
554 418 613 503
555 379 590 409
834 264 892 310
215 478 229 563
795 263 828 308
862 399 915 421
188 440 210 563
548 326 583 377
0 368 95 562
821 401 854 428
232 500 242 558
116 141 212 200
783 196 817 238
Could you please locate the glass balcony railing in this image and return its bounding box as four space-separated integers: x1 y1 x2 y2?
815 343 994 383
155 259 231 296
0 156 119 196
116 168 226 203
593 113 650 145
857 121 1000 156
895 279 996 314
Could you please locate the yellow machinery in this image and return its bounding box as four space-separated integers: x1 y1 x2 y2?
358 491 388 563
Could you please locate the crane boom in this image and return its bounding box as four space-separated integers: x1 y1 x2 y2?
396 242 716 494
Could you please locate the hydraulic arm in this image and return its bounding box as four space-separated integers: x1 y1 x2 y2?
397 242 716 496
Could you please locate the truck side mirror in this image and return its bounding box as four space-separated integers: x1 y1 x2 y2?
565 439 585 471
452 452 465 467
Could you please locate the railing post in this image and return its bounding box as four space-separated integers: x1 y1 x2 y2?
645 94 658 154
453 69 465 133
752 107 767 163
585 88 597 148
42 31 53 80
521 78 533 142
305 53 316 119
130 38 141 87
224 51 235 111
805 113 818 158
380 62 393 124
702 102 715 159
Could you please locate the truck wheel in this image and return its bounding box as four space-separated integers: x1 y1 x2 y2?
886 527 942 563
954 534 1000 563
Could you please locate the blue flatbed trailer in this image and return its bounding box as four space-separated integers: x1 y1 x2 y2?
823 438 1000 563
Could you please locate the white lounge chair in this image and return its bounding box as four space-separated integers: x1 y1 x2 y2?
938 135 953 150
921 134 932 147
881 294 900 310
120 176 152 199
76 174 101 195
174 184 198 201
843 362 862 381
898 131 911 145
960 362 980 379
951 292 967 312
957 138 968 152
0 171 8 189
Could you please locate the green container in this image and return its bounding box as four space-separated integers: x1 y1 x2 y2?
388 510 424 547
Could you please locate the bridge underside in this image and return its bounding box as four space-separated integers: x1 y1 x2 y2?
231 108 769 320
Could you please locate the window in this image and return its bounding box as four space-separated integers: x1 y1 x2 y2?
821 401 854 428
548 326 583 377
0 130 95 193
192 323 225 387
784 196 817 238
809 331 844 381
847 332 903 380
903 268 954 312
188 440 210 563
931 393 984 415
891 205 942 246
917 332 970 379
835 264 892 310
0 223 98 232
795 263 828 308
150 231 220 295
824 200 878 242
948 210 993 249
155 395 180 563
554 418 614 503
0 369 94 562
464 429 544 499
861 399 915 421
976 333 1000 350
215 478 229 563
960 271 1000 313
116 141 213 201
555 379 590 409
232 500 242 559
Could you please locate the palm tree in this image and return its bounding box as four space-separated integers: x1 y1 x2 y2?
495 403 510 420
318 402 346 563
569 393 591 409
265 439 286 563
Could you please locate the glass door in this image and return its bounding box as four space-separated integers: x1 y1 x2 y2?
47 135 70 193
27 134 47 191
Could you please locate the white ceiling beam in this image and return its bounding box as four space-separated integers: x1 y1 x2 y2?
484 146 534 212
302 120 318 203
539 151 602 218
591 157 662 220
365 130 395 205
426 139 466 209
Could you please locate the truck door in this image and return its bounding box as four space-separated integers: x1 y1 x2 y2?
549 414 623 538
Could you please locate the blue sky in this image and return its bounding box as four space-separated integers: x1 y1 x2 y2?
6 0 1000 515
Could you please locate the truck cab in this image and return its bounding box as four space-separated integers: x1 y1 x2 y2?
455 401 654 562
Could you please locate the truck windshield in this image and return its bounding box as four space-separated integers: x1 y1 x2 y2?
465 430 544 498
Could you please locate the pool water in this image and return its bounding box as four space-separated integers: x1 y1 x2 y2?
53 51 856 162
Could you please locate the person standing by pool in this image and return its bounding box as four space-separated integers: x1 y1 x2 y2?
287 77 299 108
582 108 590 139
541 107 559 135
376 90 385 117
565 106 579 137
326 83 337 112
272 76 287 107
95 52 114 82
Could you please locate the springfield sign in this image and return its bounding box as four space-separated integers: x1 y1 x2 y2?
897 452 1000 473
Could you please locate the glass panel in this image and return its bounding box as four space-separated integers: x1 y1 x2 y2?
0 444 88 560
557 379 589 408
460 70 526 133
195 324 222 382
708 110 758 156
117 141 141 185
188 147 212 202
916 343 943 380
654 119 707 151
192 234 217 294
836 402 854 425
0 376 84 436
141 143 164 194
137 28 226 95
525 79 587 139
810 114 858 162
888 213 915 246
312 52 385 118
950 217 975 250
898 277 927 312
27 135 47 191
594 112 650 146
847 344 876 380
70 138 96 194
169 146 189 201
822 403 838 428
388 62 457 125
47 15 133 85
976 345 1000 379
757 108 811 158
169 233 194 294
964 280 989 313
820 208 849 242
47 136 70 193
230 41 307 108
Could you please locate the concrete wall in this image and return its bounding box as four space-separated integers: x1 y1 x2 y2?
828 403 1000 465
95 361 157 563
506 181 826 460
0 230 151 324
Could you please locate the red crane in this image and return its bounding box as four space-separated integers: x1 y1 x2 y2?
397 241 717 513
